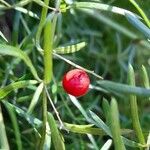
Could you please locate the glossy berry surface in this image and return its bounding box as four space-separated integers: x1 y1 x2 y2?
62 69 90 97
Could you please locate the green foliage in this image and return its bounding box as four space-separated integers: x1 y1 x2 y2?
0 0 150 149
47 113 65 150
97 80 150 97
3 101 23 150
0 44 41 81
126 13 150 39
0 80 38 100
0 105 9 149
54 41 87 54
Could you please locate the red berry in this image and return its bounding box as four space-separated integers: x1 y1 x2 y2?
62 69 90 97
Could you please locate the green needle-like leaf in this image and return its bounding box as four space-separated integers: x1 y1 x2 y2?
0 44 41 81
110 98 126 150
3 101 23 150
128 64 145 145
0 80 38 100
47 113 65 150
129 0 150 28
141 65 150 89
97 80 150 97
54 42 87 54
27 82 44 114
126 13 150 39
73 2 140 18
89 110 111 136
0 31 8 42
65 123 104 136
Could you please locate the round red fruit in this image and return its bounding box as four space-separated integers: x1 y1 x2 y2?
62 69 90 97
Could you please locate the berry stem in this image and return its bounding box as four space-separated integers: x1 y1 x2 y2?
45 86 68 131
35 0 49 51
53 53 103 80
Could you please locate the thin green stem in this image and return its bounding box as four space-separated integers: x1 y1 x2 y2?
35 0 50 51
53 53 103 79
129 0 150 28
45 87 66 130
39 88 47 149
44 16 53 84
38 0 50 148
128 64 145 148
44 8 58 84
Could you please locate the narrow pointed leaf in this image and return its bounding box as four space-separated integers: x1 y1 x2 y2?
128 64 145 145
122 137 146 148
73 2 140 18
101 139 112 150
0 80 38 100
13 104 142 148
14 6 39 19
126 13 150 39
3 101 22 150
141 65 150 89
0 44 41 81
129 0 150 28
43 123 51 150
27 82 44 114
54 42 87 54
65 123 104 136
110 98 126 150
47 113 65 150
102 99 111 126
97 80 150 97
89 110 111 136
89 105 143 148
79 9 138 39
69 95 90 121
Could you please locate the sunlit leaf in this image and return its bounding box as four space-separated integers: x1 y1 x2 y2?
54 42 87 54
129 0 150 28
74 2 140 18
14 6 39 19
0 31 8 42
27 82 44 114
101 139 112 150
